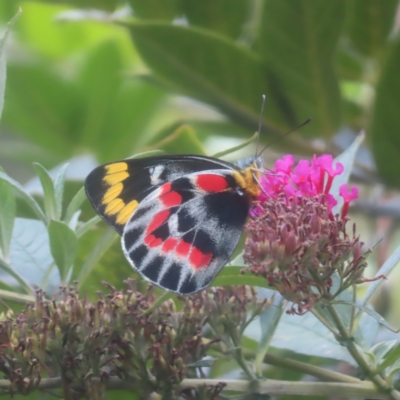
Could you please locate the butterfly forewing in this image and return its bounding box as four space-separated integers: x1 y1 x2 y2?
121 170 250 294
84 155 236 234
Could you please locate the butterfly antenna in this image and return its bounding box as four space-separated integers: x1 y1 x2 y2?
255 94 267 157
256 117 312 157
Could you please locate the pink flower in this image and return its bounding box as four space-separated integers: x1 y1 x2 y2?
339 184 359 219
257 154 357 218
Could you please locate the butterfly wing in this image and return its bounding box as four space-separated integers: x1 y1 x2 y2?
121 170 251 294
85 155 235 234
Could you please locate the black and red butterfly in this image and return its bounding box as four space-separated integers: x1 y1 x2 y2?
84 153 263 295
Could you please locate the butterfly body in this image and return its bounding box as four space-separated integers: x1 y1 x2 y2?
85 154 262 294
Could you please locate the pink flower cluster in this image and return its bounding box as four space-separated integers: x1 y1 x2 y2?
258 154 358 219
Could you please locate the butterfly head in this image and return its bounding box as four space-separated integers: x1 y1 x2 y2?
231 155 264 201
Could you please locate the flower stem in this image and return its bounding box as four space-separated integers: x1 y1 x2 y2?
263 353 361 383
230 330 257 380
0 377 393 399
326 303 400 399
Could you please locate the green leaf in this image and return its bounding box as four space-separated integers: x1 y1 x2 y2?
333 300 398 332
76 216 102 238
254 290 285 376
77 228 118 287
129 0 178 20
371 37 400 188
96 80 166 160
212 266 272 289
65 186 86 223
212 131 258 159
48 220 78 284
151 124 207 155
54 163 69 220
256 0 344 137
0 8 21 120
0 168 15 261
331 133 364 214
181 0 249 39
245 309 356 366
336 47 364 81
129 149 165 159
359 245 400 316
124 22 286 136
371 340 398 364
0 257 32 295
345 0 398 58
140 291 174 316
77 40 123 147
33 163 59 221
2 63 80 157
10 218 56 291
375 342 400 375
0 171 47 224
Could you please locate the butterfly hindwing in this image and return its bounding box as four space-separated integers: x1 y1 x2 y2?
84 155 236 234
121 170 251 294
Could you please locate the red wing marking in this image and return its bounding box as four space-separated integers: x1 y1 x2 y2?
144 234 163 248
146 210 170 235
163 237 212 270
189 247 212 269
176 240 191 257
196 174 228 192
162 237 179 252
159 182 172 195
160 191 182 207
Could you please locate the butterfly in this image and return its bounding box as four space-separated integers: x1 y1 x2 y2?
85 153 263 295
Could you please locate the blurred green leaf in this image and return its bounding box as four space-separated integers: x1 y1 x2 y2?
212 131 257 158
77 40 165 161
150 124 207 155
65 187 86 223
129 0 178 20
0 8 21 120
96 80 165 160
77 228 118 287
336 47 364 81
331 133 364 214
54 163 69 220
0 257 32 295
375 342 400 375
3 63 81 157
0 169 15 261
254 290 285 376
212 266 272 289
125 22 286 136
371 340 397 365
181 0 249 39
33 163 59 221
78 40 123 147
10 218 55 290
23 0 120 12
48 220 78 283
246 309 356 365
371 36 400 188
359 245 400 316
256 0 344 137
333 300 397 332
0 171 47 223
345 0 398 58
76 216 101 238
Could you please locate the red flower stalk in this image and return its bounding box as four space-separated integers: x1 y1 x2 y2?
244 154 371 315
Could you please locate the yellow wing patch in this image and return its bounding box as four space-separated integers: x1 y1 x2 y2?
105 162 128 174
101 162 138 226
103 182 123 204
116 200 139 224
